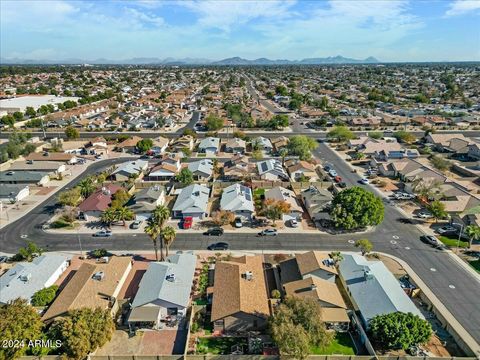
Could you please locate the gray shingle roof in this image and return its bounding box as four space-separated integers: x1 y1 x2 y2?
339 254 424 325
131 252 196 308
220 184 254 213
172 184 210 214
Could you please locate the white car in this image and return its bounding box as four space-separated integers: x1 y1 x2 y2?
328 169 338 177
359 178 369 184
288 219 299 228
418 211 433 219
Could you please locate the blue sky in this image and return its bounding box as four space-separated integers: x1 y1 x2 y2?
1 0 479 62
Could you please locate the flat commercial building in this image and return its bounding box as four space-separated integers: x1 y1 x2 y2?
0 95 79 113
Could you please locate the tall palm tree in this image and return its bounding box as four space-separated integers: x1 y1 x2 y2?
161 226 176 258
465 225 480 248
147 205 171 261
144 220 161 261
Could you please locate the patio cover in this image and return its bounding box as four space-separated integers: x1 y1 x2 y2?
128 306 161 323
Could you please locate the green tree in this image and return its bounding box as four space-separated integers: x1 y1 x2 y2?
430 155 451 172
1 114 15 127
355 239 373 255
136 138 153 153
252 149 263 160
12 111 24 121
144 205 170 261
31 285 59 306
160 225 176 258
205 114 224 131
368 131 383 139
327 126 355 143
25 106 36 117
393 130 416 144
287 135 318 160
77 177 96 198
275 85 288 96
49 307 114 360
100 207 117 226
465 225 480 248
110 189 130 208
58 187 82 207
269 297 333 359
411 178 442 201
0 299 44 360
370 312 432 350
264 199 291 225
176 168 194 185
64 126 80 140
114 206 134 227
330 187 384 230
426 200 447 223
16 241 43 262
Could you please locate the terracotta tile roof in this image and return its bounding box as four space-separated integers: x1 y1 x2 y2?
321 307 350 323
117 136 142 148
211 255 270 321
42 256 132 322
295 251 338 276
283 276 347 309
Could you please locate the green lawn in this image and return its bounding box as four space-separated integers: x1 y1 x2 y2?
469 259 480 273
310 333 356 355
196 337 247 355
253 188 265 196
438 235 469 248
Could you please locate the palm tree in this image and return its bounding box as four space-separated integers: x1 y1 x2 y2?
161 226 176 258
279 148 288 167
147 205 171 261
78 177 96 198
100 208 117 228
411 178 442 202
115 206 134 227
465 225 480 248
144 220 161 261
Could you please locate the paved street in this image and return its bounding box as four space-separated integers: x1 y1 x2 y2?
1 143 479 347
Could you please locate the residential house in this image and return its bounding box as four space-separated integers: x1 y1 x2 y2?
374 148 420 162
85 137 108 155
252 137 273 153
357 139 403 158
425 133 472 153
256 159 289 181
0 254 70 305
170 135 194 152
42 256 132 323
150 136 170 155
25 152 78 164
116 136 143 153
468 143 480 160
127 185 165 220
8 160 67 175
172 184 210 219
0 184 30 202
188 159 214 180
111 160 148 181
0 171 50 186
338 254 423 328
222 155 253 181
301 186 333 222
128 252 196 329
279 251 338 284
198 137 220 155
271 136 289 153
286 160 318 181
77 184 124 220
210 255 270 334
220 184 255 219
264 187 303 221
224 138 246 154
148 154 182 180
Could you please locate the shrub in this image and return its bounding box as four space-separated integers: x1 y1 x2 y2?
31 285 59 306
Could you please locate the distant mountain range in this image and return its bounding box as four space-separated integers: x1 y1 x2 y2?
0 55 380 65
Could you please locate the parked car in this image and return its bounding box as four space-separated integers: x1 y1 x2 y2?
234 217 243 228
93 230 112 237
258 229 278 236
0 256 8 263
359 178 369 184
130 220 143 229
437 226 457 235
418 211 433 219
420 235 444 249
334 176 342 183
288 219 299 228
338 182 347 188
207 242 229 251
204 227 224 236
463 250 480 258
328 169 338 177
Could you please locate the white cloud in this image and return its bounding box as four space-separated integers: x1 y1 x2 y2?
445 0 480 16
180 0 296 30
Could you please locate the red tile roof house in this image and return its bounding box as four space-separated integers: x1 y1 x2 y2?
77 184 123 221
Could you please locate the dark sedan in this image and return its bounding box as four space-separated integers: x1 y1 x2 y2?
207 242 229 251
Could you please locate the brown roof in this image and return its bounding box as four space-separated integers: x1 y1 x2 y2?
117 136 142 148
211 255 270 321
295 251 338 276
25 152 75 162
42 256 132 322
321 307 350 323
287 161 316 173
283 277 347 309
78 184 123 212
